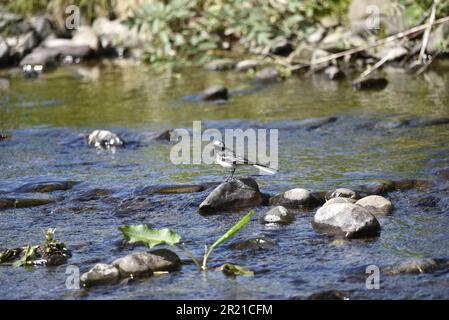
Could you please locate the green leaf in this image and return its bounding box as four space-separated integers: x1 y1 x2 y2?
119 225 181 248
202 210 255 270
218 263 254 277
13 246 37 267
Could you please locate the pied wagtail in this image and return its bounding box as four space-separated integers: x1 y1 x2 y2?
213 140 277 181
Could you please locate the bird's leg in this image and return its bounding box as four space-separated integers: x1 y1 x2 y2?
229 167 236 181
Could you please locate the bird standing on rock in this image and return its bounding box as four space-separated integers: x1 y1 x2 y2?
213 140 277 181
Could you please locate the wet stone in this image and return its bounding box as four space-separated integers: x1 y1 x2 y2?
80 263 120 286
205 59 235 71
383 258 444 275
235 59 260 72
312 203 381 238
270 188 321 209
13 180 78 193
199 178 262 214
87 130 124 149
229 237 277 250
112 249 181 278
262 206 294 225
0 194 54 209
356 195 393 216
75 188 113 201
269 36 293 56
253 67 280 84
357 180 396 195
137 184 207 195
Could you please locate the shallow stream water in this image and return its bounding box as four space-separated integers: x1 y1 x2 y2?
0 60 449 299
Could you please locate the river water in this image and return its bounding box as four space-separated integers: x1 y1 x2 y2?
0 59 448 299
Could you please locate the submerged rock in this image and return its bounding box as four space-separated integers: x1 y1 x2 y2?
324 66 346 80
87 130 124 149
262 206 294 225
312 203 380 238
199 178 262 214
235 59 260 72
357 180 396 195
353 78 388 91
253 67 280 84
393 179 429 191
80 263 120 286
14 180 78 193
137 184 208 195
112 249 181 277
200 85 228 101
270 188 321 209
325 188 360 201
383 258 443 275
229 237 277 250
0 194 54 209
205 58 235 71
356 195 393 216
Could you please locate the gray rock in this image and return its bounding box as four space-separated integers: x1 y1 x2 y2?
29 15 53 40
205 58 235 71
137 184 208 195
235 59 260 72
72 26 99 51
0 37 9 64
199 178 262 214
87 130 124 149
92 17 140 50
13 180 78 193
353 78 388 91
307 26 326 44
269 36 293 56
383 258 441 275
356 195 393 216
80 263 120 286
270 188 321 209
312 203 381 238
324 66 346 80
325 188 360 201
0 194 54 209
8 31 39 59
112 249 181 277
19 47 59 70
262 206 294 225
229 237 277 250
357 180 395 195
323 197 356 207
200 85 228 101
253 67 280 84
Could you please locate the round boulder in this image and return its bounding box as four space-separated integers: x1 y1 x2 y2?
312 203 380 238
80 263 120 286
270 188 321 209
199 178 262 214
356 195 393 216
112 249 180 278
262 206 294 225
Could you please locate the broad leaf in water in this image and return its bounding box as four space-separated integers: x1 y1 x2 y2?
119 225 181 248
202 210 255 270
218 263 254 277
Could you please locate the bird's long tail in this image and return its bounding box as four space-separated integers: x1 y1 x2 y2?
253 164 277 175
